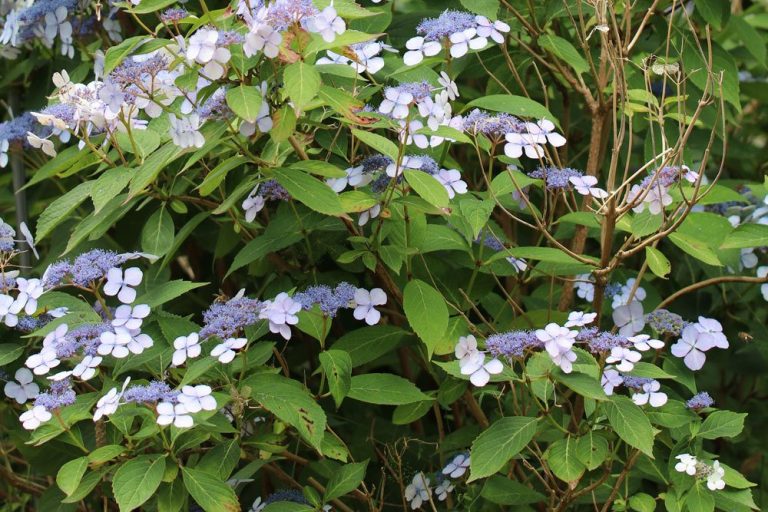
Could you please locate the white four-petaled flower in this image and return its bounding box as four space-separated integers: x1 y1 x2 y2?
156 401 194 428
104 267 143 304
564 311 597 328
112 304 150 330
353 288 387 325
460 351 504 386
211 337 247 364
173 333 202 366
631 379 667 407
259 293 301 340
569 175 608 199
177 385 217 413
605 346 641 372
25 348 61 375
403 36 441 66
20 405 52 430
4 368 39 404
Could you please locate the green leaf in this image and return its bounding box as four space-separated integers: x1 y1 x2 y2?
468 417 539 481
392 400 434 425
91 167 132 213
198 155 248 196
459 0 498 18
226 85 263 123
347 374 430 405
668 232 722 266
720 224 768 249
181 467 240 512
324 461 368 501
36 182 91 241
228 229 303 276
199 440 240 480
112 455 166 512
129 143 182 197
458 198 495 239
490 169 542 195
631 210 663 237
545 437 585 482
480 475 546 505
157 479 186 512
720 463 757 489
243 373 327 450
486 246 595 266
127 0 177 14
319 350 352 408
553 371 608 401
351 129 399 161
161 212 209 269
647 400 696 428
403 279 449 357
685 482 715 512
604 395 655 457
714 489 759 511
288 160 347 178
404 170 450 208
696 411 746 439
732 16 767 66
283 61 321 111
318 85 365 122
331 326 406 367
0 343 23 365
61 468 110 503
262 504 314 512
272 168 345 216
629 493 657 512
141 207 174 258
104 36 145 74
135 281 208 308
693 0 729 29
57 457 88 496
645 246 671 278
575 432 609 471
463 95 558 124
87 445 125 465
539 34 589 75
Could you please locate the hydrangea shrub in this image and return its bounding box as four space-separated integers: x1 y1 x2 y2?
1 0 767 511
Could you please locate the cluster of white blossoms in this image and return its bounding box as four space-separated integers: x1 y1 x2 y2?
404 453 470 509
626 165 699 215
317 40 397 75
403 11 510 66
455 335 504 386
377 73 463 150
674 454 727 491
670 316 729 371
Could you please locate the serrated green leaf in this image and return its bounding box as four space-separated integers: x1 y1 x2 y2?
56 457 88 496
36 182 91 241
283 61 321 111
319 350 352 408
403 279 448 357
324 460 368 501
604 395 655 457
181 467 240 512
646 246 671 278
272 168 345 216
113 455 166 512
226 85 263 123
141 207 174 258
469 417 539 481
347 374 429 405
